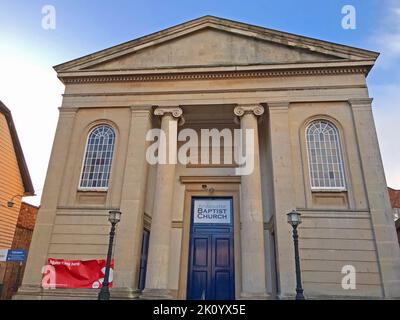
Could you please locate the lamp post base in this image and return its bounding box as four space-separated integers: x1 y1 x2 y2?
296 289 305 300
98 286 110 300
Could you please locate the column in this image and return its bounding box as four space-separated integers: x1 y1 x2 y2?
141 106 183 299
234 104 268 299
112 106 152 299
15 107 78 299
350 98 400 298
267 102 297 299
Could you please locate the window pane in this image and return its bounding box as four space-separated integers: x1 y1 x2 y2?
80 125 115 189
306 120 345 189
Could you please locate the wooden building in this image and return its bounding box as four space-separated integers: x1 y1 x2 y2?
0 101 35 295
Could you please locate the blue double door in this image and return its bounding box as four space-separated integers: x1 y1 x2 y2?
187 197 235 300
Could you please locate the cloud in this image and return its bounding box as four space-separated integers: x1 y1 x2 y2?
370 2 400 66
370 84 400 189
366 0 400 189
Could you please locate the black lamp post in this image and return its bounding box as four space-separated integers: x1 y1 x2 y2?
98 210 122 300
287 210 305 300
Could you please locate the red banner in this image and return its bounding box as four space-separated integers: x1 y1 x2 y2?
42 258 114 289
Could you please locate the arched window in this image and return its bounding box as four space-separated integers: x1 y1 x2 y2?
306 120 346 190
80 125 115 189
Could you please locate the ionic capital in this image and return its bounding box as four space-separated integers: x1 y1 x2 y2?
154 106 185 125
234 104 265 117
154 107 183 118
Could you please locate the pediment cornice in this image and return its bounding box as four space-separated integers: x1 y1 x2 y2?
54 16 379 75
58 60 371 84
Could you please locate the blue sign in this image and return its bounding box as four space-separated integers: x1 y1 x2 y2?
6 249 26 262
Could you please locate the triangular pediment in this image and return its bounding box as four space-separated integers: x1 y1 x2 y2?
55 16 378 73
81 28 341 71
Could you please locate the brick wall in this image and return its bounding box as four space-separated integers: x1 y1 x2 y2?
388 188 400 209
388 188 400 246
1 202 38 300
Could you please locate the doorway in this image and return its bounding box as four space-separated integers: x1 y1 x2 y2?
186 197 235 300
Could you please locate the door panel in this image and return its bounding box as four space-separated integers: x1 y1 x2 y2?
214 238 229 267
188 235 211 300
193 237 209 267
214 271 231 300
190 271 208 300
212 234 234 300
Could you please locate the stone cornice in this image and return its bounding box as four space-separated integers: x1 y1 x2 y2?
59 65 370 84
267 102 291 111
348 98 373 107
179 175 242 184
58 107 79 114
130 105 153 112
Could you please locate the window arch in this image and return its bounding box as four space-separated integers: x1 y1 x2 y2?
306 120 346 190
80 124 116 189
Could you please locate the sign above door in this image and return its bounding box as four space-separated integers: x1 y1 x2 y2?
193 198 232 224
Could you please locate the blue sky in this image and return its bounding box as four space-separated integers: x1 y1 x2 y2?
0 0 399 204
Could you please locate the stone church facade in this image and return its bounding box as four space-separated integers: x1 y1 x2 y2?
16 16 400 299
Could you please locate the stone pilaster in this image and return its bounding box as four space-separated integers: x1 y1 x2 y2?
234 104 269 299
112 106 153 299
15 107 78 299
141 106 183 299
267 102 297 299
349 98 400 298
